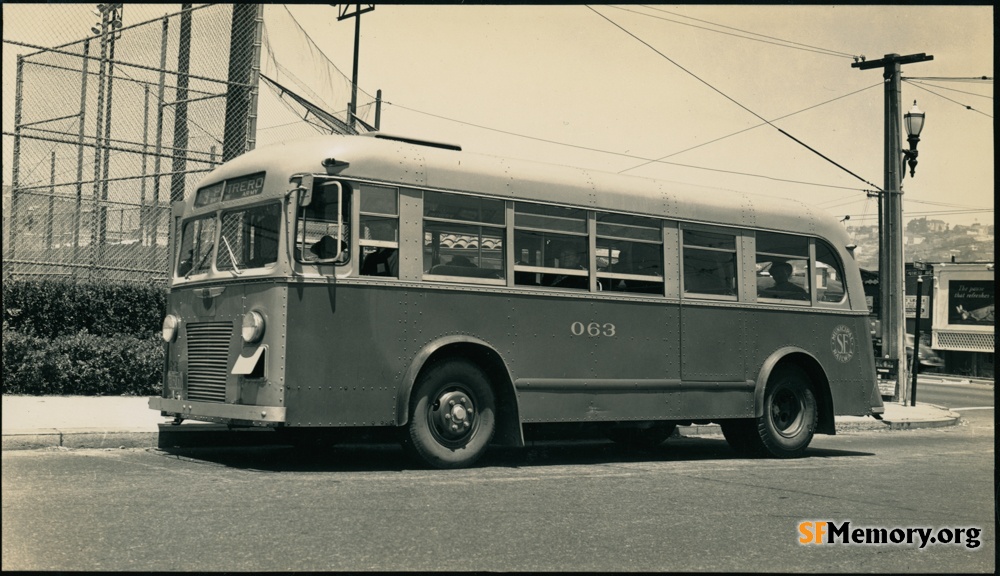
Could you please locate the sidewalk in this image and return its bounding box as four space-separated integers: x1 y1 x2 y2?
2 392 965 451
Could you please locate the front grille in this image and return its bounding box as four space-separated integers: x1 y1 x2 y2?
186 321 233 402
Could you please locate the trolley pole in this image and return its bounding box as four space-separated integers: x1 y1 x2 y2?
853 52 933 404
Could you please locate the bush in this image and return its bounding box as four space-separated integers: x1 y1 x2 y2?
1 327 163 396
2 278 166 339
2 279 166 395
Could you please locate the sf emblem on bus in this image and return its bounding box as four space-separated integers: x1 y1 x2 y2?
831 325 856 363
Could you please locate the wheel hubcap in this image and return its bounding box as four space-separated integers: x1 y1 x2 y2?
430 389 476 443
771 387 803 437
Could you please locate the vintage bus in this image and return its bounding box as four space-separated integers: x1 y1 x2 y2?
151 133 884 468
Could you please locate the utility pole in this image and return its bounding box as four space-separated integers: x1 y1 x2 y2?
337 4 374 132
853 52 933 404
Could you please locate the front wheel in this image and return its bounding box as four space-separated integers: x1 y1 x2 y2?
404 359 496 469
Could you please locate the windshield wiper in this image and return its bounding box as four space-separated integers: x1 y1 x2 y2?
221 234 242 275
186 242 214 279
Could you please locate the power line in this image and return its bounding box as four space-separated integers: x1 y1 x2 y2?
619 82 882 174
587 6 882 191
632 5 856 59
904 79 993 100
904 79 993 118
904 76 992 82
384 101 866 193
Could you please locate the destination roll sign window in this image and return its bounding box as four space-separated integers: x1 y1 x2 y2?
195 172 266 207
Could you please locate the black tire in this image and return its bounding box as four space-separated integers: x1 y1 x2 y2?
404 359 496 469
756 364 817 458
607 423 676 449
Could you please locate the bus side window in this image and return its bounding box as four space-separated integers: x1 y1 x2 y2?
682 228 737 297
298 180 350 264
816 240 847 303
359 185 400 277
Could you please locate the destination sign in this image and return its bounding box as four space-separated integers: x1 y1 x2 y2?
194 172 266 207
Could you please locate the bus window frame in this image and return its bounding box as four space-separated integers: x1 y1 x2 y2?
293 178 348 265
421 190 507 285
814 238 850 307
595 211 665 295
512 201 591 291
358 183 401 279
755 231 812 306
176 212 219 279
680 224 741 301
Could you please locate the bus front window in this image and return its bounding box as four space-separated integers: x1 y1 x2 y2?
177 216 216 277
217 203 281 272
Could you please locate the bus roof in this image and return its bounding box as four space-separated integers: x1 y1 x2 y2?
200 133 852 246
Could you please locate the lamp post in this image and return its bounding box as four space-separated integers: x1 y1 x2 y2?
902 101 925 178
853 53 933 404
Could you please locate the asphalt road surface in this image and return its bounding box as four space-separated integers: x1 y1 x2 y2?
3 410 993 572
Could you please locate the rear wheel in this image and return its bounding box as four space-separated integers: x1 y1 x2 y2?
756 364 817 458
722 365 817 458
404 359 496 469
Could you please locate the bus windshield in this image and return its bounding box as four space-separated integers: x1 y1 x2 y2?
176 202 281 277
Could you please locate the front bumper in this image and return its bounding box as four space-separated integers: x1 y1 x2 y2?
150 397 286 424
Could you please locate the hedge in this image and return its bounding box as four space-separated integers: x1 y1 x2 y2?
2 329 163 395
3 278 165 339
2 279 167 396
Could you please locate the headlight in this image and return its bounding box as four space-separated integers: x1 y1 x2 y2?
242 310 265 343
162 314 181 342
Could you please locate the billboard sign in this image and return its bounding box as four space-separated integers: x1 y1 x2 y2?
947 280 994 326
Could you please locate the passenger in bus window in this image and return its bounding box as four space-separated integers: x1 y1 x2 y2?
545 246 588 289
760 261 808 300
309 235 346 260
360 247 398 276
449 255 476 267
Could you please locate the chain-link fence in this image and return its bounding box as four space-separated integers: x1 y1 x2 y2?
3 3 377 285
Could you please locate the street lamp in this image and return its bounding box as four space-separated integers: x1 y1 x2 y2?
902 101 925 178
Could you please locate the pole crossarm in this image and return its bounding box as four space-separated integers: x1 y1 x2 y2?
852 53 934 70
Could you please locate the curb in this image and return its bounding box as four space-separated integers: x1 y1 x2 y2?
3 412 962 451
676 412 962 438
2 428 159 451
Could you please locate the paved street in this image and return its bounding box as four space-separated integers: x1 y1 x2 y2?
3 408 993 572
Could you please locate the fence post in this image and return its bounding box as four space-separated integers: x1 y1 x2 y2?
46 151 56 251
8 55 25 264
74 39 90 272
170 4 192 205
151 16 169 246
140 84 150 246
244 3 265 153
90 10 109 281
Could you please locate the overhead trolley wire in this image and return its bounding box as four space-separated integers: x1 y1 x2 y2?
384 100 866 193
587 5 882 191
905 79 993 100
620 82 883 174
903 79 993 118
626 5 856 59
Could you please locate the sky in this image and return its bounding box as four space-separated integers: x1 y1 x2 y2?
2 4 994 230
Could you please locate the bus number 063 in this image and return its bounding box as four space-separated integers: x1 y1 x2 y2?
570 322 616 337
